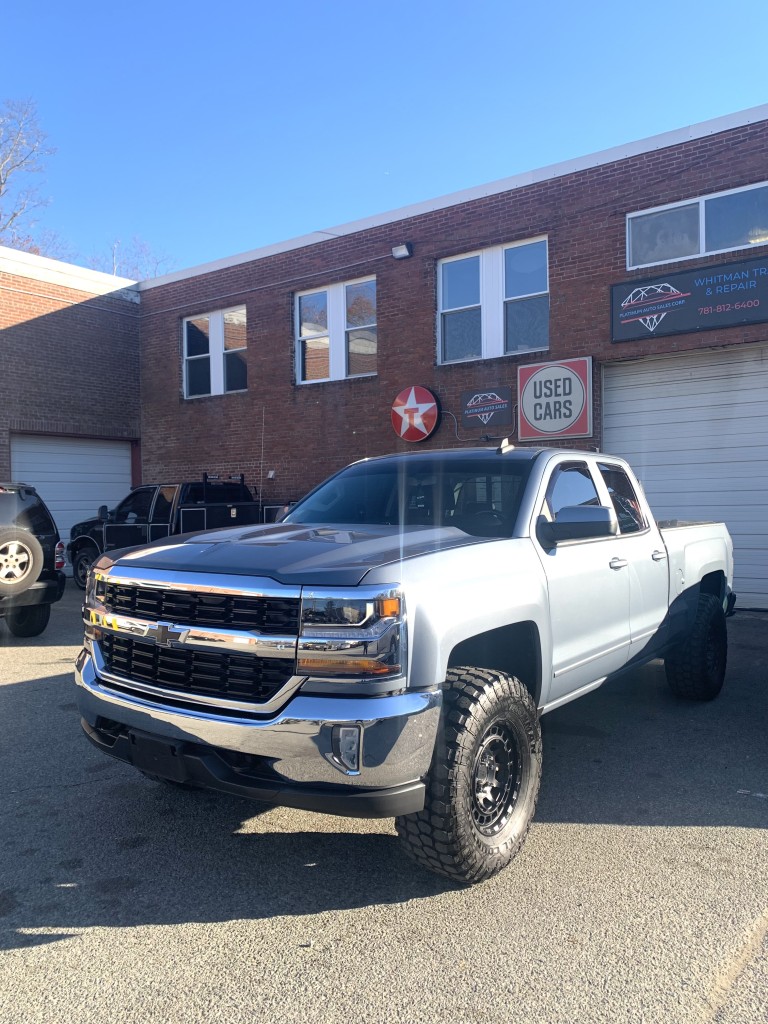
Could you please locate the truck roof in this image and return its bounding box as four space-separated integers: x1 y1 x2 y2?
348 446 597 468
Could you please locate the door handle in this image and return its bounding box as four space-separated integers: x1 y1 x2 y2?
652 550 668 561
609 557 628 570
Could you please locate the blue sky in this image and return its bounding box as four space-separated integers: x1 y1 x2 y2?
3 0 767 275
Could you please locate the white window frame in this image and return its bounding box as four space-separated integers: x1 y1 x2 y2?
437 237 549 365
182 305 247 399
626 180 768 270
295 276 376 384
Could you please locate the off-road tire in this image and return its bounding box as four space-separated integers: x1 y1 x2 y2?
4 603 51 637
72 545 98 590
396 666 542 885
0 529 44 597
664 592 727 701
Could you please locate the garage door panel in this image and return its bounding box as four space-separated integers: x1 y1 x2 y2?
10 435 134 572
606 388 768 418
604 344 768 609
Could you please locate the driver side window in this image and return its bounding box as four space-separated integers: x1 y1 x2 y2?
113 488 156 524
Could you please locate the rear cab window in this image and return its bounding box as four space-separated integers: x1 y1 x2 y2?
597 463 647 534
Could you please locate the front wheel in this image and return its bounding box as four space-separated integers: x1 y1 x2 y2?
4 603 51 637
396 666 542 885
72 546 98 590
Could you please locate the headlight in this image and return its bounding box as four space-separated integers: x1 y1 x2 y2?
85 567 108 607
298 586 405 680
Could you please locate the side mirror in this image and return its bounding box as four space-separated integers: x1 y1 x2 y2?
98 505 109 522
539 505 618 545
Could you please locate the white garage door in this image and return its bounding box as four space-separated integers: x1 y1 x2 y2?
10 435 134 567
603 344 768 610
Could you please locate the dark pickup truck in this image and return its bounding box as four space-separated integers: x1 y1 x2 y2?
67 475 261 588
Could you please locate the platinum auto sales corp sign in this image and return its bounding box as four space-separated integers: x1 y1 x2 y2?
517 357 592 441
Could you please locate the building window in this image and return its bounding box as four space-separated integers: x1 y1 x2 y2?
627 181 768 269
183 306 247 398
296 277 377 383
438 238 549 364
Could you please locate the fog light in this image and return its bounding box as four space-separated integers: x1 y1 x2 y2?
332 725 361 774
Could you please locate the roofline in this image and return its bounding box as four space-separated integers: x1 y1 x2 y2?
0 244 139 300
139 103 768 291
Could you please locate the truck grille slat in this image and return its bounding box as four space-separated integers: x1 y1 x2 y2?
99 634 292 703
103 582 299 633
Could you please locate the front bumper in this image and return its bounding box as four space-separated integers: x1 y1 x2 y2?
75 648 442 818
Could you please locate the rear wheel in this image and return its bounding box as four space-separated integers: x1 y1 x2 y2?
4 603 51 637
396 666 542 885
665 593 727 700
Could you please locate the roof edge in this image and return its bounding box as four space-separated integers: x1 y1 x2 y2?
0 245 139 300
139 103 768 291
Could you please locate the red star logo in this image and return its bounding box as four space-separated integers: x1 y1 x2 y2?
391 386 439 442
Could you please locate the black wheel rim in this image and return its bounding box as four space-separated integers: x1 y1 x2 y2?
75 554 89 587
471 721 523 837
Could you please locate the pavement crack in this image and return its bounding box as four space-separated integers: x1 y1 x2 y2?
704 908 768 1022
5 774 127 797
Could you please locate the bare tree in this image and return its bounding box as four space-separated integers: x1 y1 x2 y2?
87 236 175 281
0 98 55 249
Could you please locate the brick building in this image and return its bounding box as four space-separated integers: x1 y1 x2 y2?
2 105 767 604
0 248 140 542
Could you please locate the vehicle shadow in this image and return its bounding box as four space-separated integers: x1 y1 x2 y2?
0 611 765 950
0 584 83 650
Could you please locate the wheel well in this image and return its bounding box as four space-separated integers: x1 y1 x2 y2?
699 570 726 602
447 621 542 706
71 538 100 558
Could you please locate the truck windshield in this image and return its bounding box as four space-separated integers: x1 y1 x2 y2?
284 458 534 537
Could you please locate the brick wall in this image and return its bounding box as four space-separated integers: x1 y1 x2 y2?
0 262 141 478
138 116 768 504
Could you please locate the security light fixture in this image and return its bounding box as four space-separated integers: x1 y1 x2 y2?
391 243 413 260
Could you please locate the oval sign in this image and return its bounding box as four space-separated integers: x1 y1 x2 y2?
391 386 440 442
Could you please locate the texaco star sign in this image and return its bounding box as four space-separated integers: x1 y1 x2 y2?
390 386 439 442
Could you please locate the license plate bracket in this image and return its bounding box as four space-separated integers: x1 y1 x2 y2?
128 730 189 783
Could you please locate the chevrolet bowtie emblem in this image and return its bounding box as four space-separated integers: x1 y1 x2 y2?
146 621 186 647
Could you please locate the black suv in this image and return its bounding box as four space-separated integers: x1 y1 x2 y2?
0 483 66 637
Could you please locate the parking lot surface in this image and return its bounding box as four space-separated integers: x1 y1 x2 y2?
1 586 766 1024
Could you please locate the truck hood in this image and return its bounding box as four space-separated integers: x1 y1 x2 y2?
105 522 491 586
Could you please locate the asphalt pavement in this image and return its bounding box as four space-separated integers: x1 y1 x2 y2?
0 585 766 1024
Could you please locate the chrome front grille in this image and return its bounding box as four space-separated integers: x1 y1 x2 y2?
88 570 304 714
103 581 300 633
99 633 293 704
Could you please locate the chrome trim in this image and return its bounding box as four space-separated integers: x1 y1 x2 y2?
95 566 301 600
88 609 297 659
76 649 442 790
89 639 305 714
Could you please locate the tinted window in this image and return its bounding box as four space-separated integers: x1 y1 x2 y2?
598 463 646 534
113 488 156 523
151 486 177 524
545 463 600 516
0 491 56 535
284 458 534 537
182 482 253 503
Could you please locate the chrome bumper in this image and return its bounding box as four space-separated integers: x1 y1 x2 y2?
75 648 442 816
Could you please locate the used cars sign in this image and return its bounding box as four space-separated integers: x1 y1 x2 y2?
517 357 592 440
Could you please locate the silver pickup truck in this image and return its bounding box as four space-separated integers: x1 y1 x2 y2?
75 445 735 884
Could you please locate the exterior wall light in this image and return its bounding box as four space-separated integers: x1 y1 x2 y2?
391 243 413 259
